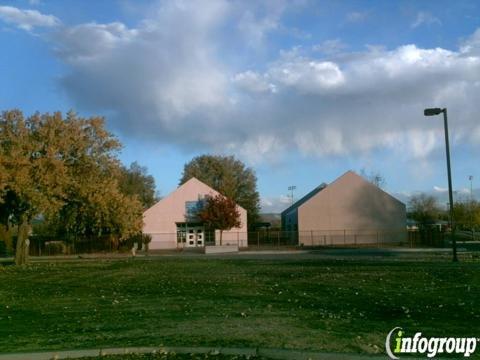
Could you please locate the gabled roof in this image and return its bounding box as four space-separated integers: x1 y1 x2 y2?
144 176 246 215
280 170 405 215
281 182 327 215
333 171 405 207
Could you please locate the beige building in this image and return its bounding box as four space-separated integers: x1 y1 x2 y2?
143 177 248 249
281 171 406 245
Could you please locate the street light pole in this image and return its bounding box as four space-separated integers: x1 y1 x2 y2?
424 107 457 262
443 108 458 262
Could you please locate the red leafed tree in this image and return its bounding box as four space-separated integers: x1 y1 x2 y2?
197 193 241 245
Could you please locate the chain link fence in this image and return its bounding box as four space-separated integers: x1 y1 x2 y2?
0 227 478 258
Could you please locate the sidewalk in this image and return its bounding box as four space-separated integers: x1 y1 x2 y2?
0 346 402 360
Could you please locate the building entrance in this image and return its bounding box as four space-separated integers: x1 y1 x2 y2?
176 224 204 248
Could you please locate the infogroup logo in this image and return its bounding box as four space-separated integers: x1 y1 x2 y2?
385 327 478 359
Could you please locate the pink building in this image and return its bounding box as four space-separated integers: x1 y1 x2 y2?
143 177 248 249
281 171 406 245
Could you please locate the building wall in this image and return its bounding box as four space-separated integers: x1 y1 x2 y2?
281 208 298 232
143 178 248 249
298 171 406 245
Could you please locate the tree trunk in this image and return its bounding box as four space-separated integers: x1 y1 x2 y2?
219 230 223 246
15 219 30 266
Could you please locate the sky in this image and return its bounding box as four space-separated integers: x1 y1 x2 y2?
1 0 479 213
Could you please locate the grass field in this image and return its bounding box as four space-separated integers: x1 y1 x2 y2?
0 255 479 356
70 353 265 360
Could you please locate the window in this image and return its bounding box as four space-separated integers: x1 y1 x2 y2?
185 199 205 221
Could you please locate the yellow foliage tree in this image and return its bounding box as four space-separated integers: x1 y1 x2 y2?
0 110 143 265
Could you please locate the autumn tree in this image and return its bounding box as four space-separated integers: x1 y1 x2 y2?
180 155 260 228
39 113 144 246
453 200 480 230
119 162 157 209
1 110 71 265
197 193 241 245
0 110 143 265
408 193 442 228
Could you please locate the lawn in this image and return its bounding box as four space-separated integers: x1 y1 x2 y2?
71 353 266 360
0 255 479 356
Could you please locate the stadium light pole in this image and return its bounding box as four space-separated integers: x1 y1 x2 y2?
424 107 457 262
288 186 296 205
469 175 474 240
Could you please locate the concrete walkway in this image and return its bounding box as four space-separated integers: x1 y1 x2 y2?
0 346 416 360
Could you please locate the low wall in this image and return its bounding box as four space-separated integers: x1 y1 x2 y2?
214 230 248 247
204 245 239 254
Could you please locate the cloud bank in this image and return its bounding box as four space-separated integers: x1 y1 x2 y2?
3 1 480 165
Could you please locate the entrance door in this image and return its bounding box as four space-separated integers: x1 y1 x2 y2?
185 226 204 247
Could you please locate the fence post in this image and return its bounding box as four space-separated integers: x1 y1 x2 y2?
277 231 280 247
354 234 357 245
257 232 260 248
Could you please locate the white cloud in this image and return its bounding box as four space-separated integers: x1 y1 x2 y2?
268 58 345 92
55 0 230 143
460 28 480 55
29 1 480 164
232 71 275 94
53 22 138 62
313 39 347 55
433 186 448 193
235 0 303 48
411 11 441 29
346 11 369 23
261 195 292 213
237 9 279 48
0 5 59 31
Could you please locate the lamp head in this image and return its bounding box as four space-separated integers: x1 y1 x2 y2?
424 108 443 116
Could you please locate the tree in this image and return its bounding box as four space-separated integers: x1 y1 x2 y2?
39 112 144 247
453 200 480 230
408 193 442 227
180 155 260 228
1 110 70 265
119 162 157 209
0 110 143 265
360 168 386 189
197 193 241 245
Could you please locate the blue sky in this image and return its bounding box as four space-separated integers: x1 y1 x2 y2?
1 0 479 212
